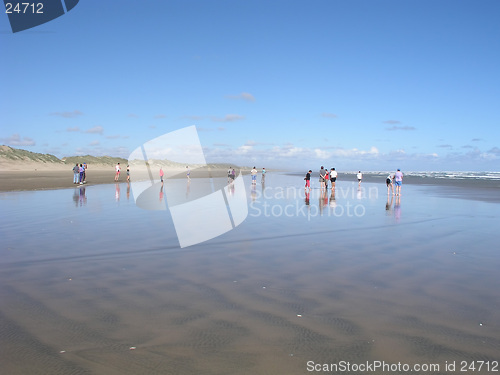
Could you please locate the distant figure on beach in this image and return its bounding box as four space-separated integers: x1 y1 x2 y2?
227 167 233 183
304 170 311 190
324 169 329 189
319 166 326 189
159 167 164 183
83 162 87 183
186 166 191 181
261 167 266 183
251 167 258 184
127 165 130 182
115 163 121 181
73 163 79 184
386 172 394 195
357 171 362 186
231 168 235 181
79 164 85 185
394 169 403 195
330 168 337 188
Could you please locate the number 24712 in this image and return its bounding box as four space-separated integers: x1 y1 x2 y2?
5 3 44 14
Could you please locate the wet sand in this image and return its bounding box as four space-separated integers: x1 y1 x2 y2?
0 167 242 192
1 176 499 374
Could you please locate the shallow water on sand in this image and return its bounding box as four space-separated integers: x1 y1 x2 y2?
1 174 499 374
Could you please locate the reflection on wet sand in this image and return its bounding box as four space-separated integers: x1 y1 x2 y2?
1 177 499 374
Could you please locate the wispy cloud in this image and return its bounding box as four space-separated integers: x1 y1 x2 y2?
182 115 205 121
85 126 104 135
386 125 416 131
154 114 167 119
89 140 100 146
437 144 452 148
211 114 245 122
321 113 338 118
1 134 36 146
471 138 482 142
128 113 139 118
383 120 401 125
66 126 80 132
226 92 255 102
50 110 83 118
487 147 500 155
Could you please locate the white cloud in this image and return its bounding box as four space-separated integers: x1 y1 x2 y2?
50 110 83 118
0 133 36 146
211 114 245 122
66 126 80 132
85 126 104 135
227 92 255 102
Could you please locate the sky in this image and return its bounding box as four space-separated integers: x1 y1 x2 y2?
1 0 499 171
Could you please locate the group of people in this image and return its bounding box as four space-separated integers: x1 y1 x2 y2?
73 163 87 184
305 166 338 190
305 167 404 194
250 167 266 184
114 163 131 182
386 169 404 195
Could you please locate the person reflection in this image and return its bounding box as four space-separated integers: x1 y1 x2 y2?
186 179 191 198
319 189 327 215
329 186 336 208
79 186 87 206
385 194 393 215
305 190 310 206
251 182 257 202
115 183 120 201
394 195 401 222
159 184 164 202
127 182 130 200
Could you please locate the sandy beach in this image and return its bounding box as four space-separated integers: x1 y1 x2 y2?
1 173 499 375
0 166 244 192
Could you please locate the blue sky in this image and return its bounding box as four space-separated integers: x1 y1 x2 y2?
1 0 499 171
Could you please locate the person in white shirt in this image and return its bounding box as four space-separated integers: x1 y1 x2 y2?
114 163 121 181
330 168 337 188
357 171 362 186
251 167 258 184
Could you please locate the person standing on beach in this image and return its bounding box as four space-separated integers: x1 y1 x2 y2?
357 171 363 186
186 166 191 181
304 170 311 190
127 165 130 182
227 167 232 183
261 167 266 183
159 167 164 183
251 167 258 184
319 166 326 189
83 162 87 183
73 163 80 184
386 172 394 195
394 169 403 195
330 168 337 188
115 163 121 181
79 164 85 184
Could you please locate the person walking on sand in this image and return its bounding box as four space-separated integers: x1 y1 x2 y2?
186 166 191 181
304 170 311 190
159 167 164 183
127 165 130 182
330 168 337 188
386 172 394 195
73 163 80 184
251 167 258 184
357 171 363 186
394 169 403 195
115 163 121 181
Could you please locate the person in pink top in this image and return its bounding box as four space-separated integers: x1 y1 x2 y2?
394 169 403 196
159 167 164 183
